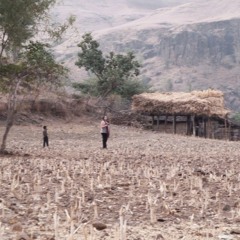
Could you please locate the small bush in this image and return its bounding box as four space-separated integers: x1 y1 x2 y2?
231 112 240 124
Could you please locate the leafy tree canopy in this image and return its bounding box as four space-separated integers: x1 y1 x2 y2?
0 41 67 97
75 33 148 99
0 0 57 60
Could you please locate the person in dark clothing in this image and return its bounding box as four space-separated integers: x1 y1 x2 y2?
43 126 49 147
100 116 110 149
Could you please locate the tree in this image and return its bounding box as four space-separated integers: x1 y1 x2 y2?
0 0 57 61
74 33 148 99
0 42 66 152
0 0 68 152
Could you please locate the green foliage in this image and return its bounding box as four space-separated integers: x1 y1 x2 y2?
115 79 149 99
0 0 56 59
0 64 23 92
47 15 76 40
75 33 105 78
75 33 147 98
231 112 240 124
73 78 99 96
0 0 67 93
24 41 67 84
0 41 66 94
73 76 149 99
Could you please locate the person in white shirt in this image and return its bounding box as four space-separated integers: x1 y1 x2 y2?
100 116 110 148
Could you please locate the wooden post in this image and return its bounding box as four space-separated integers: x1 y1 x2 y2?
208 119 212 139
224 117 228 140
173 115 176 134
203 118 207 138
228 119 231 141
186 115 191 135
164 115 168 133
152 115 154 130
192 115 196 136
157 115 160 130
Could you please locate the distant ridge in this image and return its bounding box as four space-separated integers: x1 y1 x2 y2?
51 0 240 111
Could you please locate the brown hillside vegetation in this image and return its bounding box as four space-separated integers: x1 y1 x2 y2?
1 121 240 239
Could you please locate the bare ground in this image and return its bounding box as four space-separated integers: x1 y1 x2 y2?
1 120 240 240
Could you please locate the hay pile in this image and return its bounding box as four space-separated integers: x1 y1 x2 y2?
132 89 230 118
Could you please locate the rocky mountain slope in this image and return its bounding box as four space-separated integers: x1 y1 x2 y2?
52 0 240 111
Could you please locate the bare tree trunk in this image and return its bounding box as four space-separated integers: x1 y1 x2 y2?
0 78 21 153
0 31 7 63
0 111 14 152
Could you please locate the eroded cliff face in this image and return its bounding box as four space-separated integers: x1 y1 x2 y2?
97 18 240 111
157 20 240 66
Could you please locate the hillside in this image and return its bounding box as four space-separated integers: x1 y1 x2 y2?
1 122 240 239
51 0 240 111
51 0 188 79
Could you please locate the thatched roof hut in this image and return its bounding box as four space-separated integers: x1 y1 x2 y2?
132 90 230 118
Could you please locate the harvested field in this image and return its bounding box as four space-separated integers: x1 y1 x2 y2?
1 121 240 240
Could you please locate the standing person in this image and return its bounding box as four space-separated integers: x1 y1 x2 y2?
100 116 110 149
43 126 49 148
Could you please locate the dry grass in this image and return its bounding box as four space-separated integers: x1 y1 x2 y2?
0 121 240 239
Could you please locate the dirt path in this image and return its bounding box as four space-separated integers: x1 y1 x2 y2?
1 122 240 240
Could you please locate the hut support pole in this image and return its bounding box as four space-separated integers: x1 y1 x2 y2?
203 118 207 138
192 115 196 136
224 117 228 140
173 115 176 134
186 115 191 135
165 115 168 133
228 121 231 141
152 115 154 130
157 115 160 130
208 119 212 139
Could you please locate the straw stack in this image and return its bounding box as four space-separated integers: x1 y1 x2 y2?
132 90 229 118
